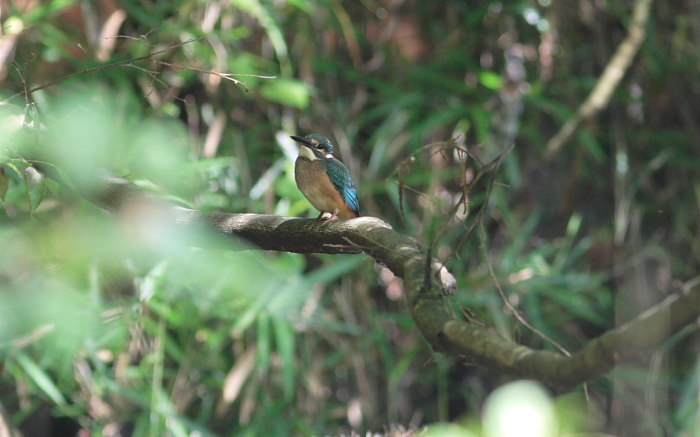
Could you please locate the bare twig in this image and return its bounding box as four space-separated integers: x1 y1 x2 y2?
158 61 275 91
442 143 515 265
1 39 201 104
478 216 572 357
2 30 276 105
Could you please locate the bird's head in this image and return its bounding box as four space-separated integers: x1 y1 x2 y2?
291 134 334 159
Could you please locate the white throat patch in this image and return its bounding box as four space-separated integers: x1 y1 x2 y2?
299 146 320 161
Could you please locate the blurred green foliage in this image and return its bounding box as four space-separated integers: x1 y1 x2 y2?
0 0 699 436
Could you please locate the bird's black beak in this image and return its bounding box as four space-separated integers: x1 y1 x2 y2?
291 135 313 148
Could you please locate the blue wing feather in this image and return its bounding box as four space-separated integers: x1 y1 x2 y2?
342 186 360 216
324 158 360 216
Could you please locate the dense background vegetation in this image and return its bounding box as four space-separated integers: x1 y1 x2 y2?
1 0 699 435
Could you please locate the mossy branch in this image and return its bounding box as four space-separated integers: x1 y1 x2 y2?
43 170 700 392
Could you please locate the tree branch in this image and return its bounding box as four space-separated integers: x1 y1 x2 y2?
42 170 700 392
440 276 700 391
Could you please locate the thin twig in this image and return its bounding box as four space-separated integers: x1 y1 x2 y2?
441 143 515 266
385 138 461 180
2 32 275 104
478 216 572 357
2 39 199 104
158 61 276 92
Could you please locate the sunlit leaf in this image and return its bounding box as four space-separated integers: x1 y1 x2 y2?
479 70 503 90
24 166 47 215
260 79 310 109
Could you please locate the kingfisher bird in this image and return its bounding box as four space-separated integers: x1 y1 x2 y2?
291 133 360 225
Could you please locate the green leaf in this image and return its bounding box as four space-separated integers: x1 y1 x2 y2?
24 166 47 215
479 70 503 90
257 312 271 375
272 317 295 401
131 179 195 209
14 350 67 405
306 255 365 285
139 260 169 302
4 159 27 178
260 79 310 109
25 0 80 23
287 0 314 13
578 130 606 162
